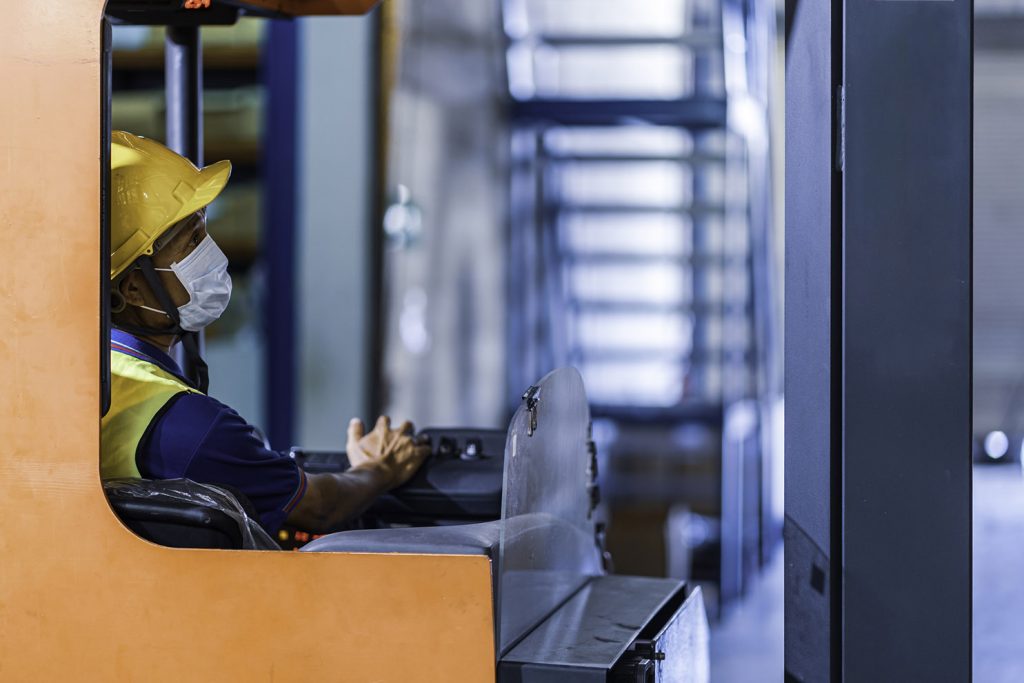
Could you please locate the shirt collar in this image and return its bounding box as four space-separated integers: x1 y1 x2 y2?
110 329 190 384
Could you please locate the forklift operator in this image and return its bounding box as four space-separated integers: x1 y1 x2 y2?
102 131 430 535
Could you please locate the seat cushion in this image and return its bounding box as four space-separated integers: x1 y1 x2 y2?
300 519 504 556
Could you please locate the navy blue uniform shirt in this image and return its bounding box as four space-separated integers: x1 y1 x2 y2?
112 330 307 534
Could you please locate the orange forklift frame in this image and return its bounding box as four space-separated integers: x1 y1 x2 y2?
0 2 495 680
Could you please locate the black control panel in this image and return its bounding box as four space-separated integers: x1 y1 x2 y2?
289 428 506 528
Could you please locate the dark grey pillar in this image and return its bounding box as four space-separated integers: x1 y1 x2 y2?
164 26 205 370
786 0 972 680
165 26 203 166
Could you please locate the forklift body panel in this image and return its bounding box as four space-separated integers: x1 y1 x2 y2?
0 3 495 682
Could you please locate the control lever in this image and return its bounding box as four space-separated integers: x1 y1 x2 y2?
437 436 459 459
462 438 484 460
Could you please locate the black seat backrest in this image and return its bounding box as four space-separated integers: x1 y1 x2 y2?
104 478 280 550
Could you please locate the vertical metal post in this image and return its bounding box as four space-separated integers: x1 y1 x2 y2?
842 1 972 679
786 0 973 680
165 26 203 166
262 19 298 449
366 6 387 418
784 0 838 679
165 25 205 374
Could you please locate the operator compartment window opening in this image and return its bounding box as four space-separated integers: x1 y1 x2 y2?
101 3 282 550
98 1 517 553
110 15 269 430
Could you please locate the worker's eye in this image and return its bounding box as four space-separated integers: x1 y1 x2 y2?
191 232 202 247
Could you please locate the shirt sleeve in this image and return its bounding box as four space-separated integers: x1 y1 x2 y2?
138 393 307 535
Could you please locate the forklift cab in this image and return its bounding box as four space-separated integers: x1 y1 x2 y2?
0 0 708 680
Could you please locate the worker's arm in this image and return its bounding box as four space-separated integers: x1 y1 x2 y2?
285 416 430 533
284 467 391 533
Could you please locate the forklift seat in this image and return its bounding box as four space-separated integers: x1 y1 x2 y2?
104 478 280 550
301 519 504 556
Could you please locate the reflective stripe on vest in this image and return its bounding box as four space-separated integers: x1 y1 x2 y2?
101 350 200 479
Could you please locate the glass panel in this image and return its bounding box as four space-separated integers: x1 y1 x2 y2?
694 265 722 303
502 0 754 415
528 45 696 99
520 0 693 37
573 311 694 355
378 1 510 428
722 265 750 301
561 212 693 257
545 126 694 157
556 161 692 208
580 360 687 406
722 314 752 349
570 262 691 306
723 214 751 254
498 368 602 654
699 313 720 347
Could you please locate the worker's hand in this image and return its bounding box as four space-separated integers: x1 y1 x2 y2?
346 415 431 490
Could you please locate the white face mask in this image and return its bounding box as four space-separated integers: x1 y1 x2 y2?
138 235 233 332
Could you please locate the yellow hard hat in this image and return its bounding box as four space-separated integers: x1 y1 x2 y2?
110 130 231 280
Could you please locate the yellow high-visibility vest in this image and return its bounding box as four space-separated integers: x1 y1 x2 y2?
101 350 200 479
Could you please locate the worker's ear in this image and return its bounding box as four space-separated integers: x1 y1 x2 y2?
118 271 148 308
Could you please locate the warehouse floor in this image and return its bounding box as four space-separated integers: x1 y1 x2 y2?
974 464 1024 682
710 549 784 681
707 465 1023 681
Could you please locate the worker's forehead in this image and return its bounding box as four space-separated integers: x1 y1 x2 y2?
167 211 206 239
155 211 207 256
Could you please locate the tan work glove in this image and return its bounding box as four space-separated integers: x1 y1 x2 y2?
346 415 431 490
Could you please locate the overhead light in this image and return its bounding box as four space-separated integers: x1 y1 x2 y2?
984 431 1009 460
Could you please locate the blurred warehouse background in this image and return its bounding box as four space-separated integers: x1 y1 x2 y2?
379 1 784 623
107 0 1024 678
109 1 781 679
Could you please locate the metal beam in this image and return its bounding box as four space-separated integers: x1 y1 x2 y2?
165 26 206 382
786 0 973 679
508 98 728 129
262 20 299 449
842 0 972 678
165 26 203 165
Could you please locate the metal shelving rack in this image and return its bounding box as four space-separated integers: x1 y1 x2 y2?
502 0 777 607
